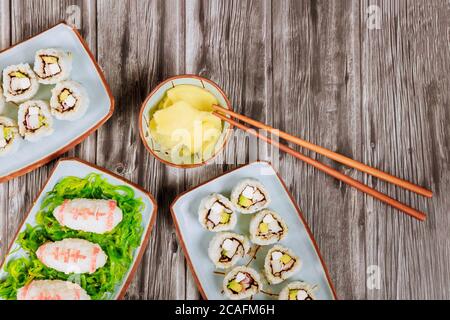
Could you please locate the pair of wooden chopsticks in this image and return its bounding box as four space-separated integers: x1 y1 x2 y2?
212 105 432 221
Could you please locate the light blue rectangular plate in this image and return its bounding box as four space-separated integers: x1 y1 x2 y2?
171 161 337 300
0 158 157 300
0 23 114 182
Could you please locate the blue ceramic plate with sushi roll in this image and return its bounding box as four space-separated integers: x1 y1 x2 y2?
0 157 157 300
170 161 337 300
0 23 114 183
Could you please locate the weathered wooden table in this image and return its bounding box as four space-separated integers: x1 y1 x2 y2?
0 0 449 300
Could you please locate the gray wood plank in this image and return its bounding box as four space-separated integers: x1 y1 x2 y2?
360 0 450 299
0 0 88 264
0 0 11 261
184 0 271 299
96 0 189 300
1 0 450 300
271 0 364 299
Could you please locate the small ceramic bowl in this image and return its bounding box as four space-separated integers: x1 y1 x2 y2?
139 75 233 168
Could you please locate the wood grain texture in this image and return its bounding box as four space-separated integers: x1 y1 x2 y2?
0 0 449 300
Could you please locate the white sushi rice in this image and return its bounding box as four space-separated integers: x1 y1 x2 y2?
198 193 237 232
50 80 89 121
279 281 316 300
208 232 250 269
249 210 288 245
223 266 262 300
2 63 39 103
33 48 72 84
18 100 54 142
0 116 21 157
231 179 271 214
264 245 301 285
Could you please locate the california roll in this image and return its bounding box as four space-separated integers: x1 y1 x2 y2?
0 116 21 157
0 86 5 113
33 48 72 84
223 266 262 300
249 210 288 245
50 80 89 120
18 100 54 141
208 232 250 269
279 281 316 300
264 245 301 284
2 63 39 102
231 179 270 214
198 193 237 232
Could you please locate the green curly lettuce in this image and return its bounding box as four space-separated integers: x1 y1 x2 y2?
0 173 145 300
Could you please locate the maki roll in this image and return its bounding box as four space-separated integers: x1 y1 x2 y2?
264 245 301 284
223 266 262 300
2 63 39 102
249 210 288 245
0 86 5 114
231 179 270 214
36 238 107 274
0 116 21 157
18 100 54 141
33 48 72 84
208 232 250 269
50 80 89 120
279 282 316 300
53 199 123 234
198 193 237 232
17 280 91 300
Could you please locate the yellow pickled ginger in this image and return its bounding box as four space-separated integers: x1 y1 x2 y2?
149 85 223 158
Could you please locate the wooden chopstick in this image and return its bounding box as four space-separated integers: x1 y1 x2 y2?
213 111 426 221
212 104 432 198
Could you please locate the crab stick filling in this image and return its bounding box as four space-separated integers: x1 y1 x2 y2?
206 200 233 228
0 124 15 149
227 272 258 294
24 106 47 131
39 55 62 78
8 71 31 95
257 213 283 239
219 238 244 262
289 289 313 300
270 251 296 276
57 88 77 111
237 185 266 208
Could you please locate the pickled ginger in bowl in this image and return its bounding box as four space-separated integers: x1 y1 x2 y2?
139 75 232 167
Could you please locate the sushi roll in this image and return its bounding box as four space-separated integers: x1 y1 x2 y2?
223 266 262 300
36 238 107 274
18 100 54 141
208 232 250 269
2 63 39 102
17 280 90 300
249 210 288 245
264 245 301 284
53 199 123 234
279 282 316 300
33 48 72 84
50 80 89 120
198 193 237 232
231 179 270 214
0 116 21 157
0 86 5 114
